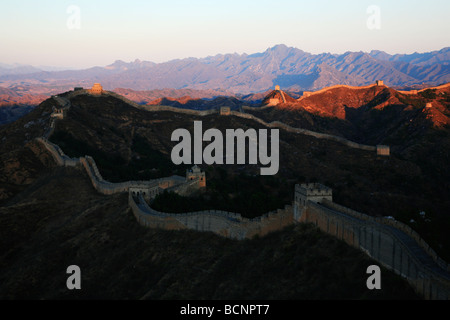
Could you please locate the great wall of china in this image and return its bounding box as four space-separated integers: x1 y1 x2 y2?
300 83 383 99
33 84 450 299
397 82 450 95
103 89 383 153
299 81 450 99
294 184 450 300
131 193 294 240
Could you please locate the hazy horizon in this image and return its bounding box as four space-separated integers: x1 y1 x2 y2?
1 0 449 69
1 44 449 72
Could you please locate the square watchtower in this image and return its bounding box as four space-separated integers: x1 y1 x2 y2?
220 107 231 116
89 83 103 95
295 183 333 207
186 165 206 187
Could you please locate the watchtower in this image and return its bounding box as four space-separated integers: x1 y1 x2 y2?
220 107 231 116
376 145 390 156
295 183 333 207
294 183 333 221
186 165 206 187
266 85 287 106
50 107 65 119
90 83 103 95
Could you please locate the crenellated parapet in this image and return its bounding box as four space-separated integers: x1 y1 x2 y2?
295 183 333 206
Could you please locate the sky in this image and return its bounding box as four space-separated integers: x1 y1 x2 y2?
0 0 449 69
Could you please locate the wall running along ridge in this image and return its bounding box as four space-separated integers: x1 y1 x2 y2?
130 192 294 240
294 197 450 300
398 83 450 95
300 83 381 99
104 91 378 151
34 87 450 299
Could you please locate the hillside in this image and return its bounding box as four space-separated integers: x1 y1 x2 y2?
0 86 48 125
0 86 54 125
246 86 450 245
35 89 449 259
249 84 450 143
0 164 418 299
0 98 419 300
113 87 236 104
0 87 449 299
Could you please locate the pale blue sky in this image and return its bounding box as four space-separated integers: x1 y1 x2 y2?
0 0 449 68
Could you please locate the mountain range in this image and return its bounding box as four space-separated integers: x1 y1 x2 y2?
1 45 449 95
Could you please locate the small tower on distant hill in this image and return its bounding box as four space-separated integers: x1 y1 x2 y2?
50 106 65 119
376 80 384 86
89 83 103 95
220 107 231 116
263 85 294 106
377 145 390 156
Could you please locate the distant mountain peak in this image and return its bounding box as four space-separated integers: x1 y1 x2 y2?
265 44 305 55
269 44 289 50
108 60 128 68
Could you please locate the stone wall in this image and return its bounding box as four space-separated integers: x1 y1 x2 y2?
38 89 205 198
296 81 450 101
37 133 249 238
66 89 90 99
80 157 130 195
165 179 201 197
43 118 56 140
35 130 450 298
295 198 450 300
36 137 81 167
298 84 378 100
399 90 418 95
321 199 450 272
229 111 377 151
104 91 218 116
80 155 188 196
137 103 218 117
54 85 450 159
105 90 379 153
34 88 450 299
129 192 294 240
36 137 189 197
41 130 449 299
397 83 450 95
